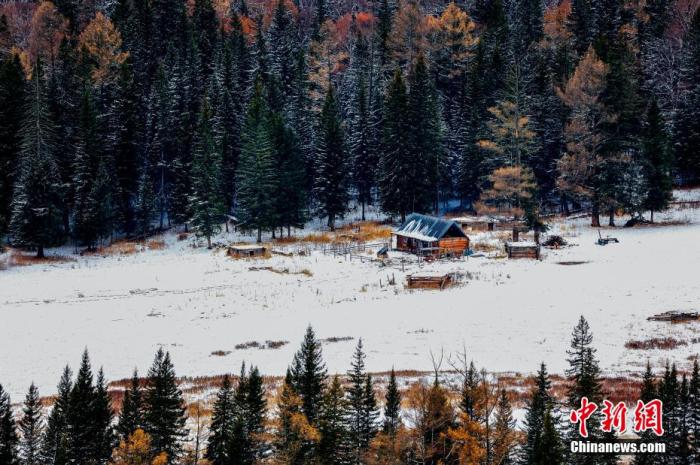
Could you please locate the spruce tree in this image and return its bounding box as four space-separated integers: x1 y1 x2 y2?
0 384 19 465
379 70 410 221
40 366 72 465
675 9 700 182
93 369 115 465
534 408 564 465
190 97 224 248
314 85 348 231
206 375 235 465
383 369 401 435
18 383 43 465
318 376 349 465
346 340 378 464
236 81 276 242
9 62 63 258
143 348 187 463
493 389 515 464
290 326 327 424
0 54 25 238
641 100 673 222
117 370 144 440
522 363 554 464
65 350 96 465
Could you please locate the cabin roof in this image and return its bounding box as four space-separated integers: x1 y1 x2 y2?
393 213 468 242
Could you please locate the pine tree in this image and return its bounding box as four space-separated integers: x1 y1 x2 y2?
674 10 700 182
383 369 401 435
318 376 349 465
235 81 277 243
0 54 25 238
492 389 515 464
189 97 224 248
9 62 63 258
346 340 378 464
143 349 187 463
533 407 564 465
40 366 72 465
379 70 410 221
93 369 115 464
0 384 19 465
118 370 144 440
205 375 235 465
290 326 327 424
522 363 554 464
273 372 319 465
314 85 348 231
243 366 267 463
18 383 43 465
65 350 96 465
641 100 673 222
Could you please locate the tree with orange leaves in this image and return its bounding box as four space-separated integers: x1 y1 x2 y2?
556 46 613 226
271 376 320 465
78 12 128 84
27 2 68 69
111 429 168 465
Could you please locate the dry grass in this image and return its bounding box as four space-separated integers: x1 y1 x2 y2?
83 240 139 256
210 350 232 357
234 340 290 350
625 337 688 350
8 249 77 267
147 238 167 250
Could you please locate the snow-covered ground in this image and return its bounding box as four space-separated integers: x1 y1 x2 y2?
1 192 700 399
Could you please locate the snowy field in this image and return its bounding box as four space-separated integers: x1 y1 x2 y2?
1 193 700 399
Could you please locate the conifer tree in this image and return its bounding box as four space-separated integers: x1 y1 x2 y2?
19 383 43 465
641 100 673 222
492 389 516 465
290 326 327 424
190 97 224 248
65 350 96 465
522 363 554 464
0 384 19 465
0 54 25 238
534 407 564 465
379 70 410 221
383 369 401 435
10 62 63 258
314 85 348 231
93 369 115 464
318 376 349 465
236 81 276 243
206 375 235 465
118 370 144 440
346 340 378 464
40 366 72 465
675 9 700 182
143 349 187 463
273 372 319 465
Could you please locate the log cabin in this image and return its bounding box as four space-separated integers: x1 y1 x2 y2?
392 213 470 257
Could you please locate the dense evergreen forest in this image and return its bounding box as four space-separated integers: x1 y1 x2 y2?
0 317 697 465
0 0 698 253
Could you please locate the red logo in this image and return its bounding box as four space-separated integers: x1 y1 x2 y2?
569 398 664 437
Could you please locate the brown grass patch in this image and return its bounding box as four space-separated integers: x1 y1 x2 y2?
625 337 688 350
8 250 76 266
210 350 231 357
147 238 167 250
234 340 289 350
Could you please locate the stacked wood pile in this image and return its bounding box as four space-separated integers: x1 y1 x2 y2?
505 242 540 259
438 237 470 256
406 273 454 290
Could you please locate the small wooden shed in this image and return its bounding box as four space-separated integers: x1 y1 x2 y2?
228 244 267 258
452 216 496 232
406 272 454 290
393 213 470 257
504 241 540 259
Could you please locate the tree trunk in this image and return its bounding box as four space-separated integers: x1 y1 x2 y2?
651 210 654 223
287 225 291 237
328 214 335 231
608 208 615 227
36 245 44 259
207 236 212 249
361 201 366 221
257 228 262 243
591 202 601 227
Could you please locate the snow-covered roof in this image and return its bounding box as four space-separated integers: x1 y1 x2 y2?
393 213 467 242
229 244 266 250
451 216 496 224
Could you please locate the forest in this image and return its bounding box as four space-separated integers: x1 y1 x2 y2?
0 316 697 465
0 0 697 253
